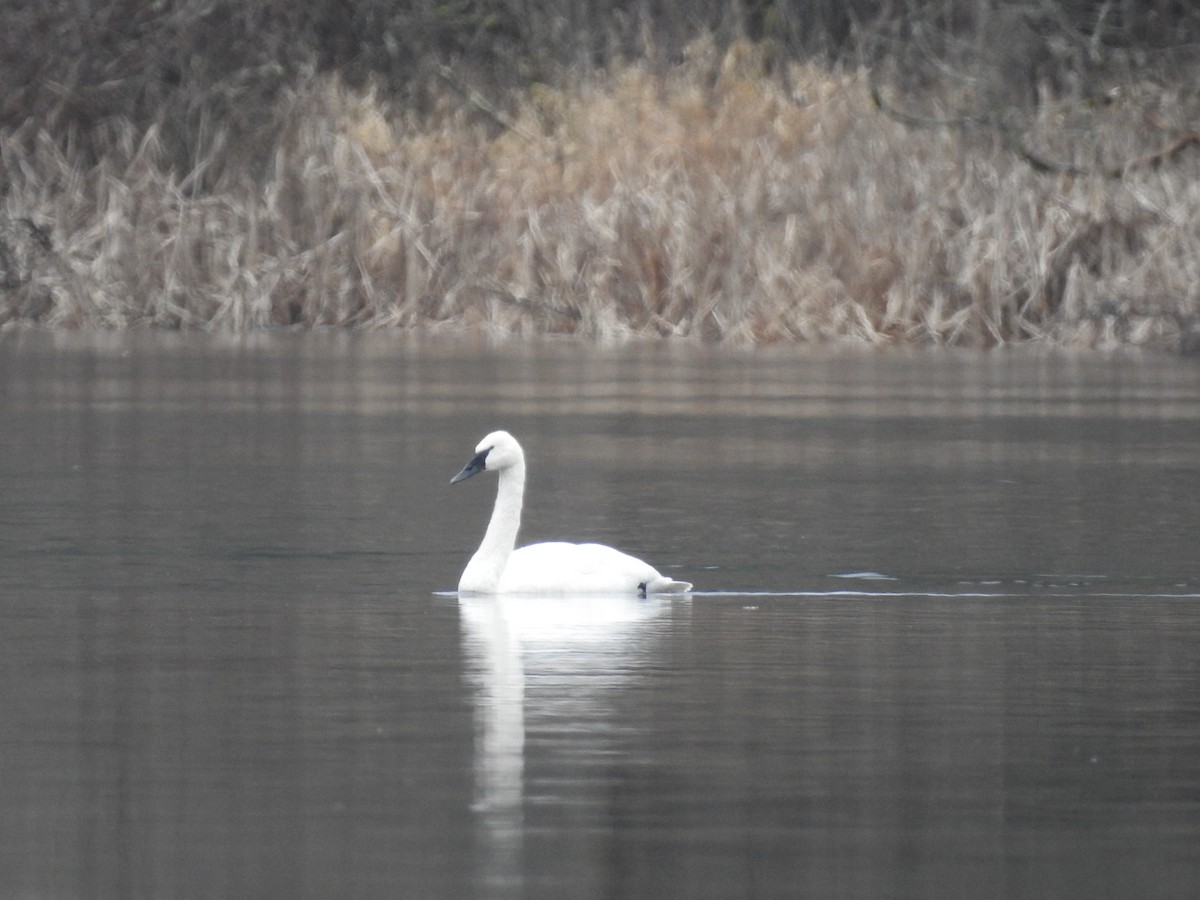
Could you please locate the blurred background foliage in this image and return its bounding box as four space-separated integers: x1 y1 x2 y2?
3 1 1198 184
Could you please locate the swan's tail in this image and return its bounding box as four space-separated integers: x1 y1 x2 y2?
646 577 692 595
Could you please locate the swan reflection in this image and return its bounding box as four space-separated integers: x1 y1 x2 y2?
459 593 673 892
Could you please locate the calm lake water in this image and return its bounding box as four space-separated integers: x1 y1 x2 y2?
1 333 1198 899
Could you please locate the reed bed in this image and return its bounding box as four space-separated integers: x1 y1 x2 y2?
4 40 1200 349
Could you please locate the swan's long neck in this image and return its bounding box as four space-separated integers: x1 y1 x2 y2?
461 459 525 592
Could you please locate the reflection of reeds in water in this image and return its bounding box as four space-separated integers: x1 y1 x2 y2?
3 39 1199 349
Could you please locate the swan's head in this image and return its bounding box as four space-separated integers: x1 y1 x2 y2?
450 430 525 484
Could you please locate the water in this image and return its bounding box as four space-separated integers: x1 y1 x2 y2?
1 333 1197 899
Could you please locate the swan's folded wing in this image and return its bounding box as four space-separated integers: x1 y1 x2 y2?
500 542 688 595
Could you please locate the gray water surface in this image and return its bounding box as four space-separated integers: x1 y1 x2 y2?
1 334 1198 898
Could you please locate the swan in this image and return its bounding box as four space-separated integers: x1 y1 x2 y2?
450 431 692 596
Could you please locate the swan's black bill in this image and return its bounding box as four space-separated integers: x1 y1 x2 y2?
450 448 490 484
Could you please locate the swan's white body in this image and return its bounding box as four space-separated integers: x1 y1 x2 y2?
451 431 692 596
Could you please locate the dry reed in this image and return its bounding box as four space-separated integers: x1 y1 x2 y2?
3 39 1200 350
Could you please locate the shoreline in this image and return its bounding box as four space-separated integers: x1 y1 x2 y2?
4 45 1200 353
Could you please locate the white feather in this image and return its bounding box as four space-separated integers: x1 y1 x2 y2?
451 431 692 596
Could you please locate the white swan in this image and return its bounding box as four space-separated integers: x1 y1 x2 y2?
451 431 692 596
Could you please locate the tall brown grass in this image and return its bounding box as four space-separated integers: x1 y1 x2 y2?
3 39 1200 350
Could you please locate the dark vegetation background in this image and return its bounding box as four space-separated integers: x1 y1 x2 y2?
6 1 1197 185
2 1 1200 348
